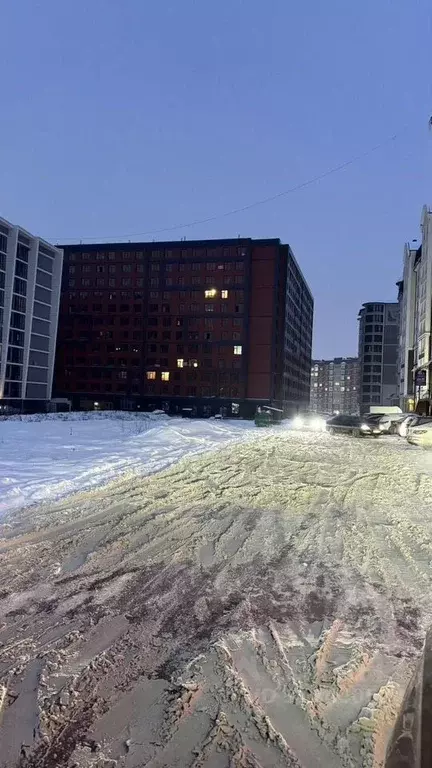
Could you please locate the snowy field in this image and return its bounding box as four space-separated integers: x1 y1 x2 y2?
0 412 254 516
2 429 432 767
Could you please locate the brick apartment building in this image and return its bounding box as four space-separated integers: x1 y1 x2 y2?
54 238 313 417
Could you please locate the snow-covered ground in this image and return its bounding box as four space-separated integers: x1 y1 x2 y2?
2 429 432 767
0 412 254 516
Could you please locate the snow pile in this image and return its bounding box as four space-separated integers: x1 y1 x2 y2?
0 413 255 516
0 409 169 423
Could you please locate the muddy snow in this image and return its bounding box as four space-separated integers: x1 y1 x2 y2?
1 430 432 767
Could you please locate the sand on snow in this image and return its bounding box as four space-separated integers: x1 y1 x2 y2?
1 429 432 767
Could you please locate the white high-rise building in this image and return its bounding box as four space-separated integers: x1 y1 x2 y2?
398 206 432 413
0 216 63 409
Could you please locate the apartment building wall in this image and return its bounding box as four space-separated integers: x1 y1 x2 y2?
397 207 432 412
412 208 432 407
310 357 359 414
0 216 62 410
358 302 399 413
397 245 417 410
54 238 313 417
283 249 314 408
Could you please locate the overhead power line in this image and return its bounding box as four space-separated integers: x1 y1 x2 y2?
51 130 401 243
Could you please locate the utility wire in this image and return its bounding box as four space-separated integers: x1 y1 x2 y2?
52 130 401 243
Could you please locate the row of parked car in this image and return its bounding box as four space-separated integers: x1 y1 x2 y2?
291 411 432 446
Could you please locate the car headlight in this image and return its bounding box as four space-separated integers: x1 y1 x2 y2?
312 418 325 431
360 423 371 431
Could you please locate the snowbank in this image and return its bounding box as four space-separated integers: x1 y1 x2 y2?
0 412 255 515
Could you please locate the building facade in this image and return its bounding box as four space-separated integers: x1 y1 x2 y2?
398 206 432 413
53 238 313 417
358 301 399 413
0 216 63 410
310 357 359 415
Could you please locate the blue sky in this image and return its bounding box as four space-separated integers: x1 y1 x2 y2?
1 0 430 357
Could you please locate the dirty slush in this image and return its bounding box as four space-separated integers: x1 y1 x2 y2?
1 432 431 768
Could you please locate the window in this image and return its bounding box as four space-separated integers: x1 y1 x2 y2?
122 264 132 272
147 371 156 380
234 345 242 355
206 263 216 271
151 263 160 272
69 279 76 287
96 265 105 273
161 371 170 381
69 266 76 274
221 290 228 299
205 288 217 299
235 261 244 270
122 278 131 286
151 278 159 287
205 304 214 312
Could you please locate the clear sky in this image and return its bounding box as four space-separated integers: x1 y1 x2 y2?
1 0 430 358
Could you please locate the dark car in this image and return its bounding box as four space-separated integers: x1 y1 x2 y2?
326 414 381 438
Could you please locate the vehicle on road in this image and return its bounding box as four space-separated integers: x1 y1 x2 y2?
368 406 402 416
291 412 327 431
397 414 419 437
326 414 381 437
407 418 432 447
378 413 411 434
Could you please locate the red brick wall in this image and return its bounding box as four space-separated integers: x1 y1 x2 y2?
246 245 279 399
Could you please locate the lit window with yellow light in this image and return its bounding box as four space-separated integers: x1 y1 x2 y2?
234 345 242 355
161 372 170 381
221 290 228 299
204 288 217 299
146 371 156 380
177 358 184 368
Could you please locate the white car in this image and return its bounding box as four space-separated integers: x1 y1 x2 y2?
378 413 410 434
397 414 419 438
407 418 432 447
